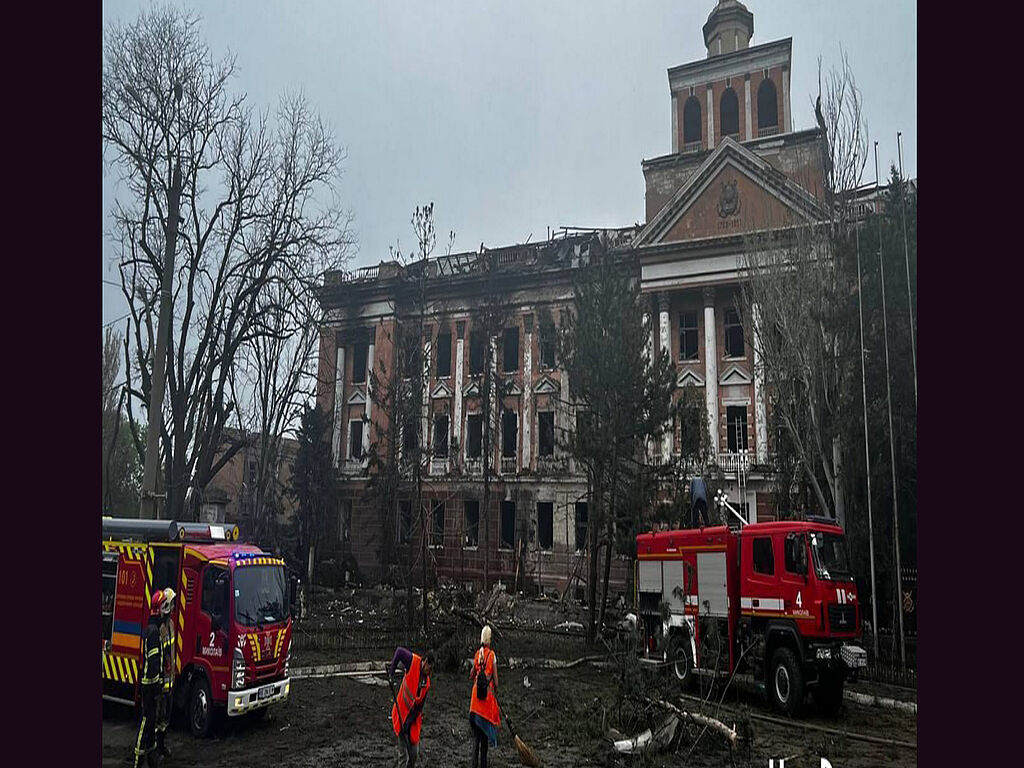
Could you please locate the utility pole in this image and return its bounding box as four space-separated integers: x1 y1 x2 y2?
140 82 183 520
897 132 917 409
875 142 906 666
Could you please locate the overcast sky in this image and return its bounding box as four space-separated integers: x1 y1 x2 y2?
102 0 917 328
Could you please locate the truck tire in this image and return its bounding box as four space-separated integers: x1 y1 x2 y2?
667 633 693 689
812 670 844 716
768 647 804 717
189 676 214 738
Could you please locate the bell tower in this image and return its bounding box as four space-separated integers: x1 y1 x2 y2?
702 0 754 58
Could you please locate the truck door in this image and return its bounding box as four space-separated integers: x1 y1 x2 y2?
779 533 810 624
745 534 782 614
195 564 230 669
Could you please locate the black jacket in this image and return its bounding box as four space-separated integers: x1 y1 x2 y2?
141 617 162 686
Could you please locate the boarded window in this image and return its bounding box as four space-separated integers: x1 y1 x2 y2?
433 414 449 457
753 536 775 575
679 312 698 361
464 500 480 547
466 414 482 458
537 502 553 551
436 332 452 377
575 502 589 552
501 409 517 458
469 331 484 375
538 411 555 456
349 420 364 459
500 501 516 550
503 327 519 372
726 406 748 452
352 342 368 384
431 501 445 547
720 88 739 136
724 308 744 357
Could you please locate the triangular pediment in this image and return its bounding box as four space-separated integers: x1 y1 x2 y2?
431 381 453 400
534 376 560 394
676 369 705 388
635 138 826 247
463 380 481 398
504 381 523 396
719 364 753 386
347 390 366 405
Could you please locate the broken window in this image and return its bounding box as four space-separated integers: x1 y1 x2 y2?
720 87 739 137
683 96 702 146
403 419 418 455
503 327 519 373
500 501 516 550
464 500 480 547
501 409 517 458
431 501 445 547
753 536 775 575
539 324 556 368
726 406 748 452
352 342 368 384
398 500 412 544
537 502 553 551
466 414 482 459
349 419 364 459
574 502 589 552
436 332 452 377
757 78 778 130
433 413 449 457
469 331 484 375
679 311 699 361
538 411 555 456
724 308 744 358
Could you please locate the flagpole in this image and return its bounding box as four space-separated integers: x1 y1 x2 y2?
897 132 917 408
875 142 906 667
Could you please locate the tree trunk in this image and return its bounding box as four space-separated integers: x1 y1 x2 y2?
832 435 845 528
586 490 600 646
307 540 315 584
597 457 619 634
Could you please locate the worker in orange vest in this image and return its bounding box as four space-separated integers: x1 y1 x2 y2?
469 625 500 768
388 647 435 767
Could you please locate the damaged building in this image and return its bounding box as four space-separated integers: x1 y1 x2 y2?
316 1 830 595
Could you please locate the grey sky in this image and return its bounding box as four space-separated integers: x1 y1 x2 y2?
102 1 917 328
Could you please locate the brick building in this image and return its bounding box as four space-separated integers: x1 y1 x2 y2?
316 1 830 594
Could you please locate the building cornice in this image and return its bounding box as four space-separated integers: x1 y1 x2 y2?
667 38 791 93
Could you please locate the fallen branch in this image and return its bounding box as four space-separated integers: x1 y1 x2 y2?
844 690 917 714
652 698 737 745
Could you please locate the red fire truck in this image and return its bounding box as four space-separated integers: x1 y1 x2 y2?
102 518 293 736
635 505 866 716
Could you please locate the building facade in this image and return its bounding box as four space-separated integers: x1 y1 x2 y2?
316 1 829 594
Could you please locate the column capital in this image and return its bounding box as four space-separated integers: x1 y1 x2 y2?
658 293 671 313
702 286 716 308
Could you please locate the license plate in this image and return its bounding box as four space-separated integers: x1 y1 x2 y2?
258 685 274 700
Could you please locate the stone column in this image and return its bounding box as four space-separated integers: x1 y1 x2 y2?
332 339 346 467
706 84 715 150
744 74 752 140
658 294 672 463
523 314 534 472
782 66 791 133
671 93 679 153
455 321 465 461
364 328 374 457
703 287 719 459
643 299 655 463
752 303 768 464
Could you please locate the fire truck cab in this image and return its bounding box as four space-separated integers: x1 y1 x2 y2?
636 514 866 716
102 518 293 736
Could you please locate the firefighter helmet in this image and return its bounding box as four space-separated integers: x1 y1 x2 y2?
161 587 176 615
150 591 166 616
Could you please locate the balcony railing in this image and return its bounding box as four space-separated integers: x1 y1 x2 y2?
682 140 704 154
757 125 780 138
537 455 568 474
430 457 449 476
500 456 517 475
464 458 482 476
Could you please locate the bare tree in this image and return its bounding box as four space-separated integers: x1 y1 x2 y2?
103 6 352 520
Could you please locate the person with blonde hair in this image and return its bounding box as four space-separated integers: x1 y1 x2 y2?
468 624 500 768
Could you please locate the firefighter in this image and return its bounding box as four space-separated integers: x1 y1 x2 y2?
387 646 435 768
134 592 165 768
468 625 500 768
155 587 176 759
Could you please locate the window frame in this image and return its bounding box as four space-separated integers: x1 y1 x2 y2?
539 323 556 369
724 308 745 358
433 413 449 458
435 332 452 378
720 87 740 137
499 500 516 551
574 501 589 552
726 405 748 452
752 536 775 576
430 500 445 548
501 408 518 459
352 341 369 384
463 500 480 549
469 331 484 375
503 327 519 373
538 411 555 457
679 311 699 361
349 418 365 459
537 502 554 552
465 413 483 459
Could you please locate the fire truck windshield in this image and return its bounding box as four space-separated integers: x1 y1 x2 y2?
809 532 852 581
234 565 289 627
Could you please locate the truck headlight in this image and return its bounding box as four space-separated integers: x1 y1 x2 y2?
284 648 291 677
233 648 246 689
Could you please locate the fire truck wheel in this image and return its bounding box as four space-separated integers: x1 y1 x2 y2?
768 647 804 717
189 676 214 738
667 634 693 688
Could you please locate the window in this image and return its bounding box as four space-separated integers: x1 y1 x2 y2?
436 332 452 377
501 409 518 458
500 501 516 550
679 312 698 361
433 413 449 458
538 411 555 456
352 342 368 384
503 327 519 372
464 500 480 547
201 565 229 625
234 565 288 626
724 308 744 357
349 419 364 459
466 414 482 458
574 502 589 552
575 411 595 447
752 537 775 575
539 324 556 368
431 501 445 547
683 96 702 145
403 420 418 455
757 79 778 129
537 502 553 551
151 548 180 594
102 554 117 642
784 534 807 575
720 88 739 136
469 331 484 375
398 500 412 543
726 406 748 452
339 499 352 542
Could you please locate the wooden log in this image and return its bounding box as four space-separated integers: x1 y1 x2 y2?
653 699 737 744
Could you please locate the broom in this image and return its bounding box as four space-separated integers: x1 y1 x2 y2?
493 693 541 767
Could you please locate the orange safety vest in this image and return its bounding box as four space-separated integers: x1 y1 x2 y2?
469 647 500 725
391 653 430 743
